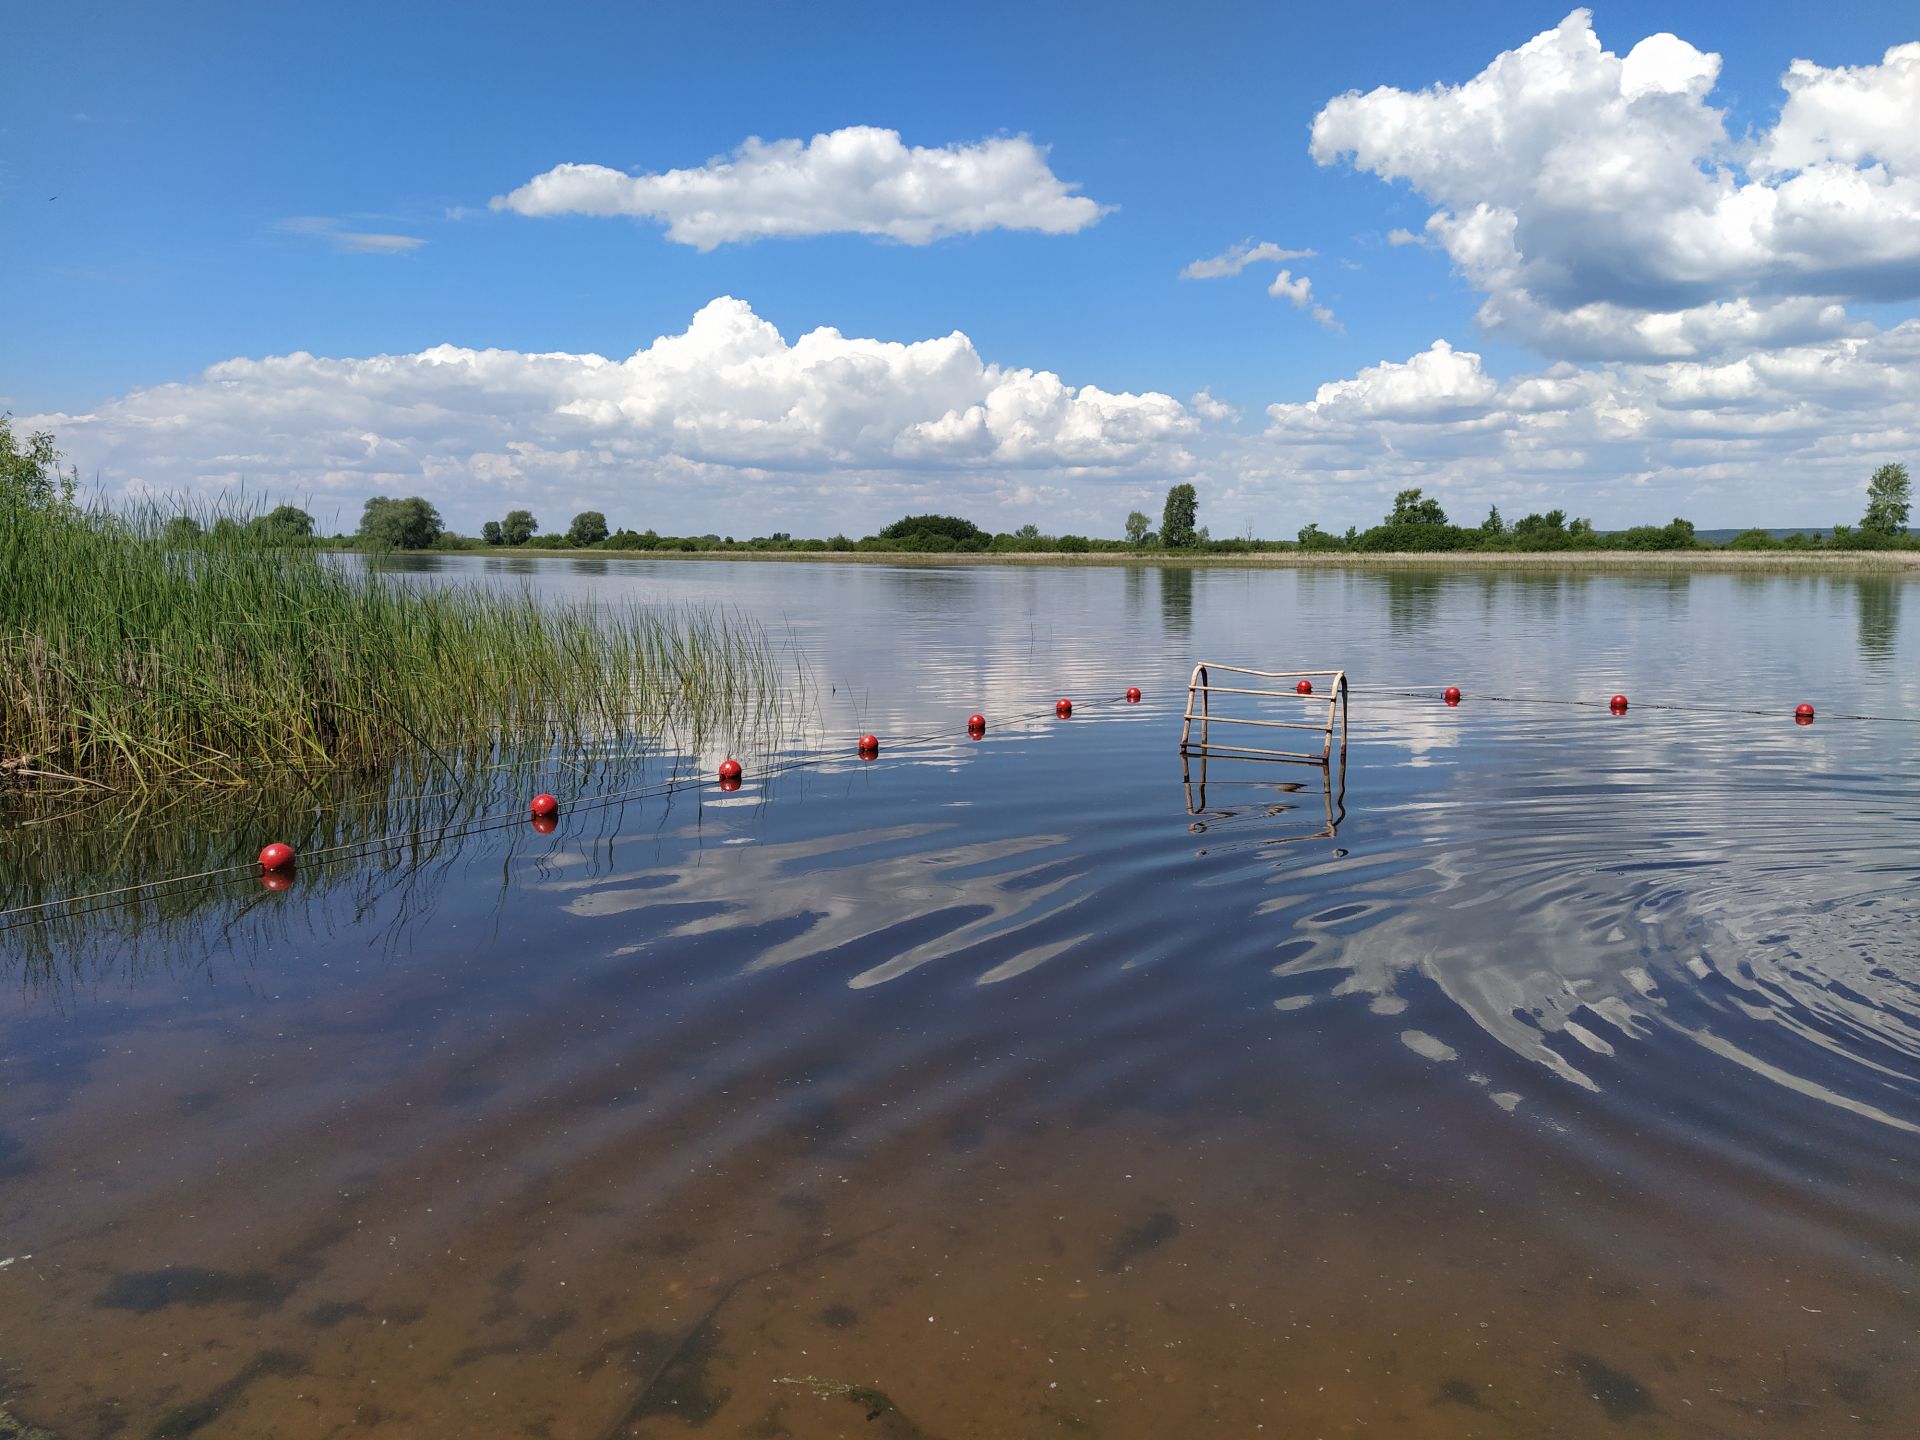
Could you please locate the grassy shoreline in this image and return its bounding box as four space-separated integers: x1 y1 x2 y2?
359 546 1920 574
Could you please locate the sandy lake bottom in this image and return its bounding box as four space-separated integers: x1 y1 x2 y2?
2 559 1915 1437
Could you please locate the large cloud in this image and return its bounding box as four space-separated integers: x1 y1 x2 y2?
1310 11 1920 360
1248 322 1920 523
27 298 1194 533
491 126 1106 248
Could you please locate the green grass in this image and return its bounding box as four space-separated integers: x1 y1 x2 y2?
1 498 788 791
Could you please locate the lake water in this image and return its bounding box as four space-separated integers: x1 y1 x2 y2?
2 558 1917 1438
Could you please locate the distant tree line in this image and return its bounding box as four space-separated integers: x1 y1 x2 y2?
1293 463 1910 553
325 464 1912 554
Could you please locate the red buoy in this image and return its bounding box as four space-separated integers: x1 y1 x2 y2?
858 733 880 756
1056 698 1072 717
718 758 743 783
258 842 295 872
260 870 293 893
1795 703 1815 723
1126 687 1142 703
1610 693 1629 712
1444 686 1462 705
530 792 559 819
967 712 986 733
1296 679 1313 695
531 814 557 835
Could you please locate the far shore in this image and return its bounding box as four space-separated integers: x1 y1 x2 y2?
364 546 1920 574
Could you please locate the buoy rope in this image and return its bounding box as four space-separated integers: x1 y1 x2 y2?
1344 686 1920 724
0 693 1139 931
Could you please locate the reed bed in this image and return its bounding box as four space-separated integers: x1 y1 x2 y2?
1 499 788 791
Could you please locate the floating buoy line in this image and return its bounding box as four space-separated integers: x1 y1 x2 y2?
1342 685 1919 724
0 694 1141 930
3 679 1912 933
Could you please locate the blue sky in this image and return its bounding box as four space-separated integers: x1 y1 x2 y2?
5 2 1918 536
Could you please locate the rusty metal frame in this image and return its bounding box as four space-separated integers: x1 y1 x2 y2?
1179 663 1348 763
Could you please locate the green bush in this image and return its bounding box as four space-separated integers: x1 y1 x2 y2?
877 513 987 545
1352 522 1475 552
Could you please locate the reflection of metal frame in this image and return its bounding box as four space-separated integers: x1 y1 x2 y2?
1179 663 1348 763
1181 746 1346 842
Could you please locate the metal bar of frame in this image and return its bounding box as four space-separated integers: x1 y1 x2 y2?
1193 666 1346 679
1187 683 1340 701
1188 715 1333 733
1181 662 1348 764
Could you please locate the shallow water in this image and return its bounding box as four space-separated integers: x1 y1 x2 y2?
3 560 1917 1438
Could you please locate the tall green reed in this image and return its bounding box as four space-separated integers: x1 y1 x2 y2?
1 496 788 792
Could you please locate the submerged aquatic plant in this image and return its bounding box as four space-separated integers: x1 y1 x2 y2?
0 493 789 791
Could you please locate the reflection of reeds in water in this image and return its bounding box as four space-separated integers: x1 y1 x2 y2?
1 499 788 792
0 733 795 988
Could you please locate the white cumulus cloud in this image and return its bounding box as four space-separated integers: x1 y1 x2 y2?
1757 41 1920 177
490 126 1107 249
28 298 1194 534
1190 389 1239 423
1310 10 1920 361
1282 339 1498 422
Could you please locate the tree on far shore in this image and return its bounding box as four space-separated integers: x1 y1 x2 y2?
252 505 314 542
1161 484 1198 548
1125 509 1151 545
501 509 537 546
358 496 443 550
1388 488 1447 527
1862 462 1911 537
568 510 610 547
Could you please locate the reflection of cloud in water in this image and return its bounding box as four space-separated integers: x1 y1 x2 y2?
548 822 1093 988
1366 704 1462 768
1267 739 1920 1132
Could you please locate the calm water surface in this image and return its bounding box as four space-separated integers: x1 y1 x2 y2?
2 559 1917 1438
